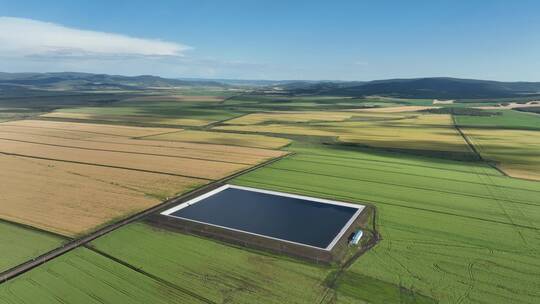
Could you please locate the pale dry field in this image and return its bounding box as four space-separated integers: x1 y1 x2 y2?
217 113 470 153
41 112 210 126
0 120 286 236
1 120 174 138
463 128 540 180
0 154 204 236
317 114 468 152
216 123 337 137
225 111 357 125
0 132 279 165
144 130 290 149
0 139 251 180
224 111 404 125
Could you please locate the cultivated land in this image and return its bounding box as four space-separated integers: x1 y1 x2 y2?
463 128 540 180
41 99 243 127
217 112 471 156
233 143 540 303
1 88 540 304
0 119 285 236
455 109 540 130
143 129 291 149
0 248 210 304
0 221 64 272
90 222 332 304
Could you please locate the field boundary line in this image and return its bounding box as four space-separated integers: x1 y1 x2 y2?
0 151 292 284
130 129 184 140
451 115 508 177
84 246 217 304
0 151 214 181
0 129 283 157
0 123 137 138
318 205 381 304
0 217 70 241
203 111 252 128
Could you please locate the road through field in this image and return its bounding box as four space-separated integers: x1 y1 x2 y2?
0 152 291 284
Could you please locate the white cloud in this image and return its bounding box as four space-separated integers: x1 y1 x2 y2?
0 17 190 58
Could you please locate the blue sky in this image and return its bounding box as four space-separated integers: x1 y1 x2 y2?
0 0 539 81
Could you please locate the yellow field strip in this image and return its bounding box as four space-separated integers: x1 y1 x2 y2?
143 130 291 149
0 139 247 180
0 134 266 166
0 154 204 236
463 128 540 181
1 120 174 138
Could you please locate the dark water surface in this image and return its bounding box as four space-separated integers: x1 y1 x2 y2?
170 187 359 249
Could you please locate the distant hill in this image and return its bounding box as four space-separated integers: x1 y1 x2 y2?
2 73 540 99
0 72 226 91
273 77 540 99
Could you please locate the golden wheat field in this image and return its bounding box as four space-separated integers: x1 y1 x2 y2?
0 139 247 179
0 120 286 236
1 120 174 137
144 130 290 149
0 154 204 236
0 132 280 165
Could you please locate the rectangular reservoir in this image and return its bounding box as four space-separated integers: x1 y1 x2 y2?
161 184 364 250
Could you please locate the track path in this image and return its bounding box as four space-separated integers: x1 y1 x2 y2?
0 152 291 284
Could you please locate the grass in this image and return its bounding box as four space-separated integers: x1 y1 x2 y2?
335 272 436 304
0 247 209 304
231 143 540 304
455 109 540 130
90 222 332 304
0 221 64 272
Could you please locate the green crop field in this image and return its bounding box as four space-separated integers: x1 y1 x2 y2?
0 221 64 272
232 143 540 303
0 247 209 304
455 109 540 130
89 222 332 304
